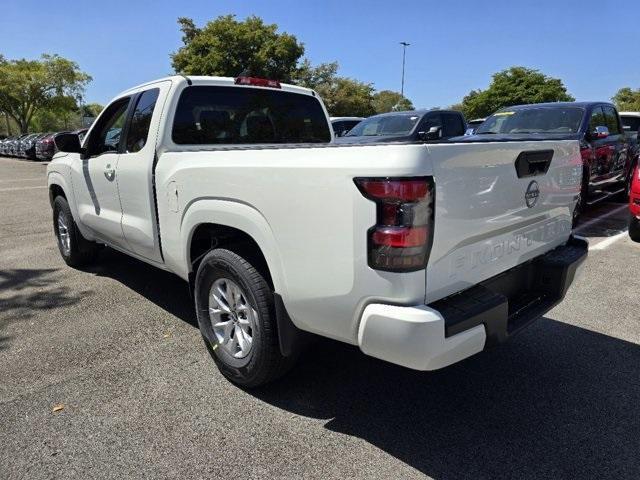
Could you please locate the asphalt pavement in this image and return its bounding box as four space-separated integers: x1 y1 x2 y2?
1 156 639 479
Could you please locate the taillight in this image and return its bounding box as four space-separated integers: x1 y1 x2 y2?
355 177 434 272
234 76 281 89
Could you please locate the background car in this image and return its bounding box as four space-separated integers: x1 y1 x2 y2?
620 112 640 164
330 117 363 137
9 134 30 156
629 162 640 241
24 133 51 160
36 132 64 160
18 133 40 158
0 136 12 155
465 117 486 135
335 110 466 144
473 102 632 225
35 129 88 161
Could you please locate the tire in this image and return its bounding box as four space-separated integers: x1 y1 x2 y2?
52 196 99 267
615 163 635 203
194 248 297 388
572 179 588 228
630 214 640 242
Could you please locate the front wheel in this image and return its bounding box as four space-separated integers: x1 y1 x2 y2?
52 196 99 267
194 249 297 388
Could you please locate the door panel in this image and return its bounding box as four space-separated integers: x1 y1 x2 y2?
587 106 611 195
71 152 127 248
117 82 171 263
602 105 628 186
71 97 132 248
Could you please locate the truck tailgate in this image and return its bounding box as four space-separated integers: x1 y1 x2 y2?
425 140 582 303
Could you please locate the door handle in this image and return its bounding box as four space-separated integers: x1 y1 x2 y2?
104 164 116 181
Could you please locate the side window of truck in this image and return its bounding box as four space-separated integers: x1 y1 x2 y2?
589 107 607 133
602 106 621 135
418 113 442 133
442 113 465 137
124 88 160 153
86 97 131 157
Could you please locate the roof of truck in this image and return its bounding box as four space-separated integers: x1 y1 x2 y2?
118 75 317 97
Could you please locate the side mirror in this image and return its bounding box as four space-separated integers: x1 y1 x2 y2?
591 125 610 140
418 126 443 141
54 133 83 153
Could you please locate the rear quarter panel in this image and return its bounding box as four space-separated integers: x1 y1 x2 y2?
156 144 431 343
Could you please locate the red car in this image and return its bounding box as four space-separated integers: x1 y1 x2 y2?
630 163 640 241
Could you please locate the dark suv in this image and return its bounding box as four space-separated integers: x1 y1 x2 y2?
471 102 632 224
335 110 466 144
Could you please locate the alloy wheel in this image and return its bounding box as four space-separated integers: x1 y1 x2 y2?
208 278 257 359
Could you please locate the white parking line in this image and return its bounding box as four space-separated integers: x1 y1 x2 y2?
589 231 629 251
0 186 47 192
575 204 629 233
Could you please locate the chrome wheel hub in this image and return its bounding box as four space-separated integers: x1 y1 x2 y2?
57 213 71 256
208 278 256 359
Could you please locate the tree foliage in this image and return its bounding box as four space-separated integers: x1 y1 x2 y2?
171 15 305 81
293 59 339 90
318 77 376 117
612 87 640 111
459 67 574 119
0 54 91 133
294 60 376 117
372 90 414 113
82 103 104 118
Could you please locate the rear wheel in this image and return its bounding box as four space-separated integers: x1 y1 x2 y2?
615 163 636 203
52 196 99 267
572 180 588 228
194 249 297 387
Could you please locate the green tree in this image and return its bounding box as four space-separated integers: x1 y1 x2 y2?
31 95 79 132
0 54 91 133
171 15 305 81
293 59 339 90
612 87 640 111
82 103 104 117
371 90 414 113
294 60 375 116
460 66 574 119
316 77 375 117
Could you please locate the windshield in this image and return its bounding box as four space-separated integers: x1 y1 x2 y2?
345 113 420 137
476 107 585 135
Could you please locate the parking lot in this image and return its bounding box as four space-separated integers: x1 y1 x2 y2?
1 156 639 479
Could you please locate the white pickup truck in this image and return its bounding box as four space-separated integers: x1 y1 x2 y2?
47 75 587 387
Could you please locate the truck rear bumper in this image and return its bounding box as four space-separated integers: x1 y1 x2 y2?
357 235 588 371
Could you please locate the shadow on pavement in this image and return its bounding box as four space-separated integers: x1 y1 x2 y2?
0 268 83 350
0 268 80 321
73 248 639 478
253 319 640 479
82 248 197 328
576 202 630 239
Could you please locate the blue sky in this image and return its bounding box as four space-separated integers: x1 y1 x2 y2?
2 0 638 109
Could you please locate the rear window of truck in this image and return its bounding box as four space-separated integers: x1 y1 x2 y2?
172 86 331 145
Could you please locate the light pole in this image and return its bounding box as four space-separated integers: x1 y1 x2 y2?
400 42 410 98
